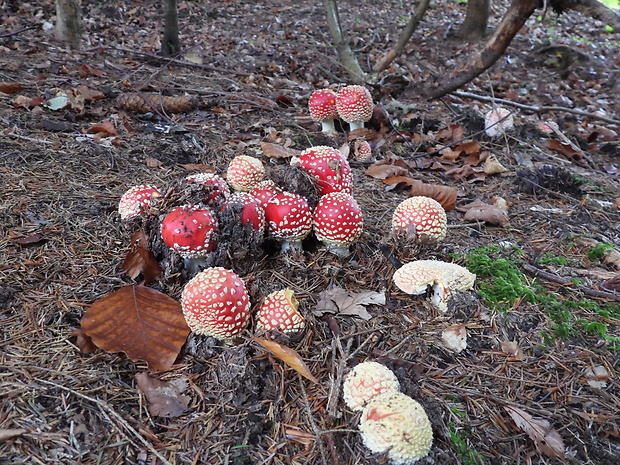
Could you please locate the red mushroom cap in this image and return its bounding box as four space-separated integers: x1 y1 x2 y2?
221 192 266 231
309 89 338 133
186 172 231 206
118 184 161 220
336 85 374 131
226 155 265 192
249 180 284 209
353 140 373 162
255 289 305 333
313 192 363 255
181 267 251 340
265 192 313 250
392 196 447 242
160 205 219 258
292 146 353 195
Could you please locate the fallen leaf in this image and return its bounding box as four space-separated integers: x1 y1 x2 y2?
260 141 301 159
442 324 467 353
145 157 164 168
583 365 611 389
462 200 510 226
0 82 25 94
135 372 191 418
483 154 508 174
10 233 46 246
547 139 583 161
253 338 318 383
180 163 216 173
0 429 27 441
79 63 106 78
13 95 43 109
500 340 524 360
72 328 98 354
504 405 565 459
407 180 457 211
121 231 162 285
84 120 117 137
456 140 482 156
366 160 409 179
81 285 189 372
314 287 385 320
75 85 105 103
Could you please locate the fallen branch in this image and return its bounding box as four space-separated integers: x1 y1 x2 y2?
452 91 620 125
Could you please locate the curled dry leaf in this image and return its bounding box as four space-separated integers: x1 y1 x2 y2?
121 230 162 285
135 372 191 418
504 405 565 459
462 200 510 227
583 365 611 389
253 338 318 383
84 120 117 137
366 161 409 179
382 177 456 211
72 328 98 354
442 324 467 353
80 285 189 372
260 141 301 159
483 154 508 175
547 139 584 161
314 287 385 320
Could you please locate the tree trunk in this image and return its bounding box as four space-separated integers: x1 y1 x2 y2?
373 0 431 72
161 0 181 56
55 0 81 49
456 0 490 40
425 0 538 99
323 0 367 83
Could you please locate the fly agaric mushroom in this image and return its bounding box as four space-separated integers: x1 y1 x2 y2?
226 155 265 192
255 289 305 333
160 205 219 272
313 192 363 256
291 146 353 195
392 260 476 312
181 267 251 340
309 89 339 134
484 107 514 138
359 392 433 464
221 192 266 232
186 172 231 206
118 184 161 220
250 180 284 209
353 140 373 162
392 196 447 243
336 85 374 131
264 192 313 253
342 361 400 411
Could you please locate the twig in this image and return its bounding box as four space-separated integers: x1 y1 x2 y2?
0 26 37 38
522 263 620 302
35 379 173 465
452 90 620 125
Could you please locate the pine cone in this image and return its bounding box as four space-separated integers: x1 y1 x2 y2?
115 93 196 113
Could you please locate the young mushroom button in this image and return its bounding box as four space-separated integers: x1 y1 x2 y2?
342 361 400 411
181 267 251 340
392 196 447 243
118 184 161 220
255 289 305 333
336 85 374 131
308 89 339 134
313 192 363 256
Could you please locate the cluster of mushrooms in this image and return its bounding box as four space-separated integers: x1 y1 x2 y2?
117 84 477 463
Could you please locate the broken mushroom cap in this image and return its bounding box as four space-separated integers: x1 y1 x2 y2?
186 172 231 206
393 260 476 312
249 180 284 209
255 289 305 333
160 205 219 259
181 267 251 340
359 391 433 464
313 192 363 256
309 89 339 134
484 107 514 138
221 192 266 232
342 361 400 411
392 196 447 243
264 192 313 253
226 155 265 192
335 85 374 131
291 145 353 195
118 184 161 220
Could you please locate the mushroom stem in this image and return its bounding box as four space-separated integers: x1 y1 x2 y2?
348 121 365 131
320 119 337 134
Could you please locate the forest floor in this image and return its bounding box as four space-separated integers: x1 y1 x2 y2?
1 1 620 464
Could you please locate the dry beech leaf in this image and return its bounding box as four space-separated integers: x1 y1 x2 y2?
365 161 409 179
442 324 467 353
0 82 25 94
253 338 318 383
500 340 524 361
504 405 565 459
145 157 164 168
314 287 385 320
84 120 117 137
81 285 189 372
71 328 98 354
383 177 457 211
121 230 162 285
456 140 481 156
462 200 510 226
260 141 301 159
547 139 583 161
583 365 611 389
135 372 191 418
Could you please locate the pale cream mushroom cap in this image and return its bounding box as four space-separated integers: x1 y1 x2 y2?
342 361 400 411
359 391 433 464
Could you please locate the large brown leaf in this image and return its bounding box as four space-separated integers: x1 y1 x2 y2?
135 372 191 418
81 285 189 372
121 230 162 285
505 405 565 459
314 287 385 320
253 338 318 383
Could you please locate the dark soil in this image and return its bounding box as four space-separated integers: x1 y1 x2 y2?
1 1 619 465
